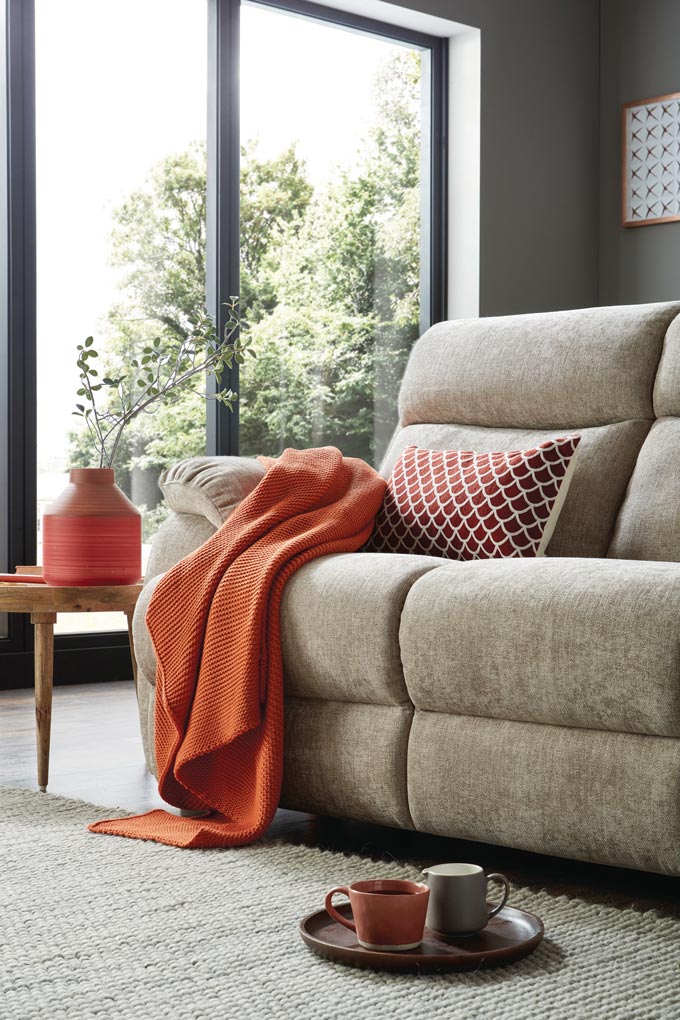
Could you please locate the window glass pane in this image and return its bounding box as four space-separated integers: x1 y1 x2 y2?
35 0 207 633
239 5 425 466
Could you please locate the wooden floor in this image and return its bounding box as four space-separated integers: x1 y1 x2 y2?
2 681 679 916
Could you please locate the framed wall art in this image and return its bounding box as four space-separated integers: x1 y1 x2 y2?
622 91 680 228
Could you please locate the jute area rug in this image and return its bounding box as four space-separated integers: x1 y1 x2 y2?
1 787 678 1020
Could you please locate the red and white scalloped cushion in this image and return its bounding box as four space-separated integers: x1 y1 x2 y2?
369 437 581 560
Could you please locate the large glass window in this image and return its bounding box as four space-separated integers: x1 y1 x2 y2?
239 4 429 467
35 0 208 633
1 0 445 672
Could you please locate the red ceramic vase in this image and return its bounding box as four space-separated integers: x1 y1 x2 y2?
42 468 142 586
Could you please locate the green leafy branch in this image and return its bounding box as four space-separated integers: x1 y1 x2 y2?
72 299 254 469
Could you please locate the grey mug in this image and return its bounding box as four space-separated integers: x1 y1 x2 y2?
421 863 510 936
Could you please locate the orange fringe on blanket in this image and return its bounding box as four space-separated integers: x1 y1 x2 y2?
89 448 386 848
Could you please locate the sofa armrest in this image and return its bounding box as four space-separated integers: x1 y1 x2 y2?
159 455 265 529
145 512 217 582
144 456 265 581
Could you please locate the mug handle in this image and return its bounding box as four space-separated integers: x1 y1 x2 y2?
325 886 356 932
486 873 510 919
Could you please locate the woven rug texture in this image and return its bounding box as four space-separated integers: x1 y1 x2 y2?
1 786 678 1020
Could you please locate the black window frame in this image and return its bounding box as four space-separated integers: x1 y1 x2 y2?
1 0 447 688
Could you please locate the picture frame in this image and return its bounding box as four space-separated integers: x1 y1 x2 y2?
621 91 680 228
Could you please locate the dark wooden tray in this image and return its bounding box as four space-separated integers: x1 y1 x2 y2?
300 901 544 973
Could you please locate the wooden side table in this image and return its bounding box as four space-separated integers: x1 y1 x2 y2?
0 578 142 791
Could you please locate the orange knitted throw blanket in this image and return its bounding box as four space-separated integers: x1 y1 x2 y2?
89 447 386 848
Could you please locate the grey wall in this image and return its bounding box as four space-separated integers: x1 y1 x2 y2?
600 0 680 305
395 0 600 316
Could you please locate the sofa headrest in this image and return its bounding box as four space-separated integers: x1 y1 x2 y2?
398 302 680 430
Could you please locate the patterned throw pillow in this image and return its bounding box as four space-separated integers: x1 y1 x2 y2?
368 437 581 560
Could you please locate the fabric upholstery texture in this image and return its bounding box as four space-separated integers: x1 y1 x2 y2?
608 417 680 562
407 713 680 874
159 455 265 529
280 699 414 829
369 438 580 560
132 573 164 683
135 675 680 875
281 552 442 705
136 668 155 771
400 558 680 736
145 512 216 582
380 420 650 558
137 671 157 775
398 302 680 429
653 312 680 416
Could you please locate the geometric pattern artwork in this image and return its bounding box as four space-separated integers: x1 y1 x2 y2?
622 91 680 227
367 437 581 561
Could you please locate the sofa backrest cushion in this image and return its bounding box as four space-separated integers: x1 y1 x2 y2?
652 313 680 416
381 421 649 558
384 302 680 559
370 437 581 560
609 315 680 561
608 417 680 561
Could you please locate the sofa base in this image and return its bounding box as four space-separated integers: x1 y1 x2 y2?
408 711 680 875
136 674 680 875
281 698 414 829
136 675 414 831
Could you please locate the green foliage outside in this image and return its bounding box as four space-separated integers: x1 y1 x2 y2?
69 50 421 525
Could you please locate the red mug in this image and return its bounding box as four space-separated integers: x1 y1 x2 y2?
325 879 430 951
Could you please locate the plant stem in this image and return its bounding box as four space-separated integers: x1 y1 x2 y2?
74 308 245 471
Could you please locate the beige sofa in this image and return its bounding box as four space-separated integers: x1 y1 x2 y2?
134 302 680 876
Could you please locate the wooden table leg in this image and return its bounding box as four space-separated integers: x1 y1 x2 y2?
31 612 57 792
126 610 138 689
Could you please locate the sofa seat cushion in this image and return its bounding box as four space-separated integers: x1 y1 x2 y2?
134 552 444 706
281 552 443 704
400 557 680 737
